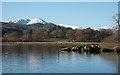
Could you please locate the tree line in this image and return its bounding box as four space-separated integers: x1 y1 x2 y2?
2 22 113 42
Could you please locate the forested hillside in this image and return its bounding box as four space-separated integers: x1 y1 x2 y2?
2 22 113 42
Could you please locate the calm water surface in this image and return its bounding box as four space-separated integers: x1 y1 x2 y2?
2 43 118 73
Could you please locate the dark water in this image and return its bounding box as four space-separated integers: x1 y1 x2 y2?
2 43 118 73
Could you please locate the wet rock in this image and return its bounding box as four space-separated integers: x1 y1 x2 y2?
83 45 100 54
113 46 120 53
71 46 79 51
78 46 83 53
102 48 113 52
61 48 71 52
61 44 101 54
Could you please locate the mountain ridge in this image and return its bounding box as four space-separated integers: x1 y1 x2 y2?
3 18 119 31
7 18 48 25
5 18 81 29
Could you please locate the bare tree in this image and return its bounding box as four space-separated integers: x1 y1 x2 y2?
112 14 120 33
112 14 119 26
112 14 120 49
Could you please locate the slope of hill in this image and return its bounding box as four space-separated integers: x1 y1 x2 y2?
57 24 80 29
99 25 119 32
1 18 115 42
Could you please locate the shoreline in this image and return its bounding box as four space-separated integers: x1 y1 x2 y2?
2 42 100 45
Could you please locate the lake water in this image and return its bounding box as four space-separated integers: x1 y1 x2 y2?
2 43 118 73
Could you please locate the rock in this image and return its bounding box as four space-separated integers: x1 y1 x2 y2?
60 44 101 54
82 45 89 52
102 48 113 52
78 46 83 53
71 46 79 51
113 46 120 53
83 45 100 54
61 48 71 52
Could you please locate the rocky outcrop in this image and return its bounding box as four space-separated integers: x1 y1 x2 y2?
61 44 120 54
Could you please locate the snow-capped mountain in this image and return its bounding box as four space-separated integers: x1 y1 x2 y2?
8 18 48 25
99 25 119 31
57 24 80 29
5 18 81 29
27 18 47 24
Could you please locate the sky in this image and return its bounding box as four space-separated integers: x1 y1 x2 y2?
2 2 118 29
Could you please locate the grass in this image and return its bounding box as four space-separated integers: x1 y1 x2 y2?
99 34 120 49
41 38 69 42
99 42 119 49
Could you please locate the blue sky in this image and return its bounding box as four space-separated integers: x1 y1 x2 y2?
2 2 118 29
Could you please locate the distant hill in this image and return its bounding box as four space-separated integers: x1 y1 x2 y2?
2 22 64 33
5 18 81 30
1 18 115 42
57 24 80 29
98 25 119 32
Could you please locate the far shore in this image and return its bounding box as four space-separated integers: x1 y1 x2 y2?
2 42 118 49
2 42 101 45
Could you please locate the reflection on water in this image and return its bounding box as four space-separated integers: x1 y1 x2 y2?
2 43 118 73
